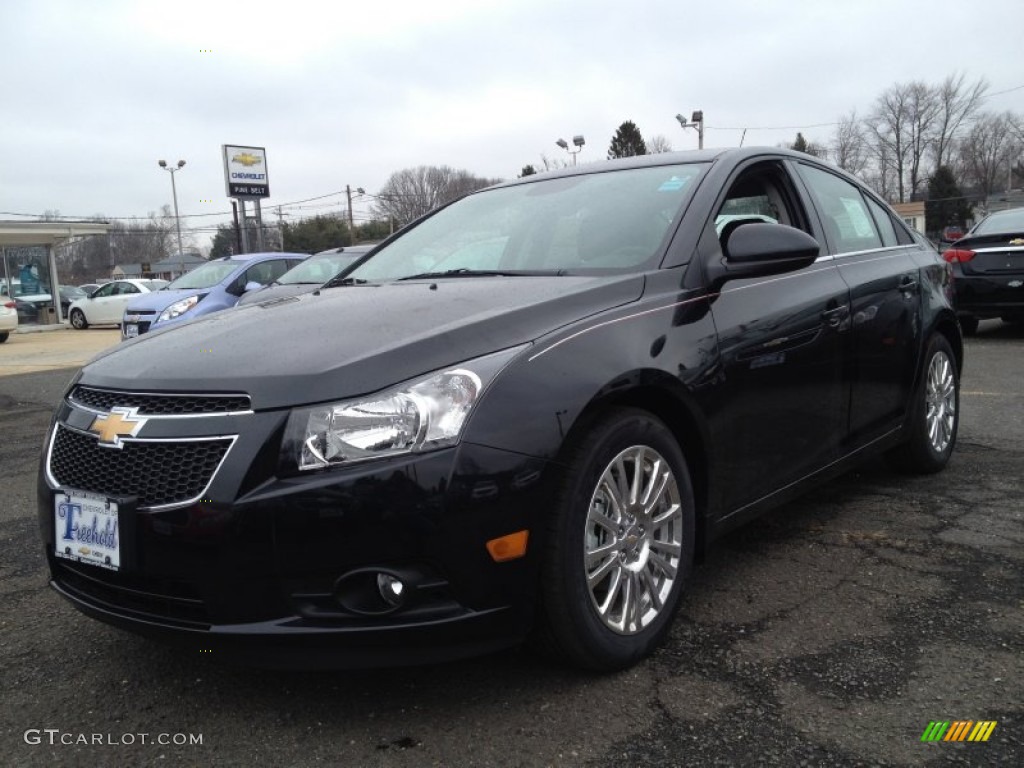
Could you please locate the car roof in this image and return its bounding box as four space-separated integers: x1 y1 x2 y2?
488 146 853 192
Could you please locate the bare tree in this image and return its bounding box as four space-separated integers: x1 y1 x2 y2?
646 135 673 154
830 111 868 176
372 166 502 227
960 112 1020 200
931 72 988 170
904 81 940 198
867 83 912 202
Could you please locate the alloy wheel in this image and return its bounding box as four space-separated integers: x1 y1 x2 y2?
583 445 683 635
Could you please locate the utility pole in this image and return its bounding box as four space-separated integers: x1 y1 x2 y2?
346 185 355 245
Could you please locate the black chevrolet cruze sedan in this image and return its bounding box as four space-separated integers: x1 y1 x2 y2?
38 148 962 671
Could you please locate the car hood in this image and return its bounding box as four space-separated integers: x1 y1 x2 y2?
124 288 203 312
80 275 644 409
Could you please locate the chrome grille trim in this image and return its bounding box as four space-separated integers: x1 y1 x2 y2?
68 386 252 418
45 423 238 512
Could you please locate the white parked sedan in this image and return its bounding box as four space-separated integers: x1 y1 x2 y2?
0 293 18 342
68 279 168 329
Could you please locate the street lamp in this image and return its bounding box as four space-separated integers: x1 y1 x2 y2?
346 185 366 243
556 135 586 166
675 111 704 149
158 159 186 259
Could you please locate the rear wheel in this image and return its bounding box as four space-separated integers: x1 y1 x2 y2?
70 309 88 330
0 331 8 343
535 408 695 671
890 334 959 474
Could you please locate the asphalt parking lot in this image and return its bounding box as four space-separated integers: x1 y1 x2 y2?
0 322 1020 767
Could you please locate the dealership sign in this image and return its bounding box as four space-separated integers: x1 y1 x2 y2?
223 145 270 198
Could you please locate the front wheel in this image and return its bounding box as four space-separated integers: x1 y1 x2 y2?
536 408 695 671
890 334 959 474
70 309 88 330
0 331 8 343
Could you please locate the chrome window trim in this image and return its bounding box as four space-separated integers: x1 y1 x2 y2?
45 423 239 512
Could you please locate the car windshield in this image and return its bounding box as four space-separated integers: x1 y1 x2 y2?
345 163 707 283
973 208 1024 235
278 253 362 285
60 286 87 299
165 261 238 290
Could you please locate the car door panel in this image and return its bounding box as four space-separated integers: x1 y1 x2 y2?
700 159 851 517
793 162 923 445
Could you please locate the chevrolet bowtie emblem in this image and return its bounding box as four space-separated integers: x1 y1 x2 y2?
89 407 147 448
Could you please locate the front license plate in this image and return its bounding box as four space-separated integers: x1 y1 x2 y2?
124 323 139 338
54 490 120 571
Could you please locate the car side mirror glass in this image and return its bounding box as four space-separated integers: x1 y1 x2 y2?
244 281 263 293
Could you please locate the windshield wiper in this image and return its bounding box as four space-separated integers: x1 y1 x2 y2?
395 269 563 281
321 275 370 288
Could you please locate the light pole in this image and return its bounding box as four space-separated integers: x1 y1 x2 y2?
158 159 186 257
556 135 586 166
675 111 704 149
346 185 365 244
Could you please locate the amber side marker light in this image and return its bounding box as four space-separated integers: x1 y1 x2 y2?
487 530 529 562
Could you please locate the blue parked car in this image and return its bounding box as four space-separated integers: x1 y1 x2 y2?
121 252 308 339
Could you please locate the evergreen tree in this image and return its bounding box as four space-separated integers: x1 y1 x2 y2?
925 166 973 235
791 133 809 153
608 121 647 159
519 165 537 177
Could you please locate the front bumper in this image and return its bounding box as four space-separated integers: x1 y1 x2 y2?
38 404 553 667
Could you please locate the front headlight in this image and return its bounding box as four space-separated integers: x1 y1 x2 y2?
158 295 200 322
286 345 526 471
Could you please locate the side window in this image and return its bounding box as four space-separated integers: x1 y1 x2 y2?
262 260 293 283
798 165 882 254
712 163 808 244
864 196 898 247
95 283 117 298
121 283 140 295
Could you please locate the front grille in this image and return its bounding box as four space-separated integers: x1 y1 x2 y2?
70 386 251 415
53 560 210 626
49 425 233 508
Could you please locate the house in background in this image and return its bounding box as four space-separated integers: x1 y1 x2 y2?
892 202 925 234
112 253 206 281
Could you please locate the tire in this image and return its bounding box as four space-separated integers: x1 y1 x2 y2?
890 334 959 474
959 315 979 336
535 407 695 671
70 309 88 330
0 331 8 343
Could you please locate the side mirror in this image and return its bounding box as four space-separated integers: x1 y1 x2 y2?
707 222 820 288
244 281 263 293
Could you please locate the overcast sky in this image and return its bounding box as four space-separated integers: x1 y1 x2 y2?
1 0 1021 250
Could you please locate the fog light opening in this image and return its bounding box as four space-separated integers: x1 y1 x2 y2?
377 573 406 608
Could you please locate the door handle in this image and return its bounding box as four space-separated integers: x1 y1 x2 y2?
821 305 849 328
898 277 918 294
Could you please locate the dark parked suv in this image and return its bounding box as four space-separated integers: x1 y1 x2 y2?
39 148 961 671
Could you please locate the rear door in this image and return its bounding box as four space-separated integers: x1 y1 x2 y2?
793 162 922 445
